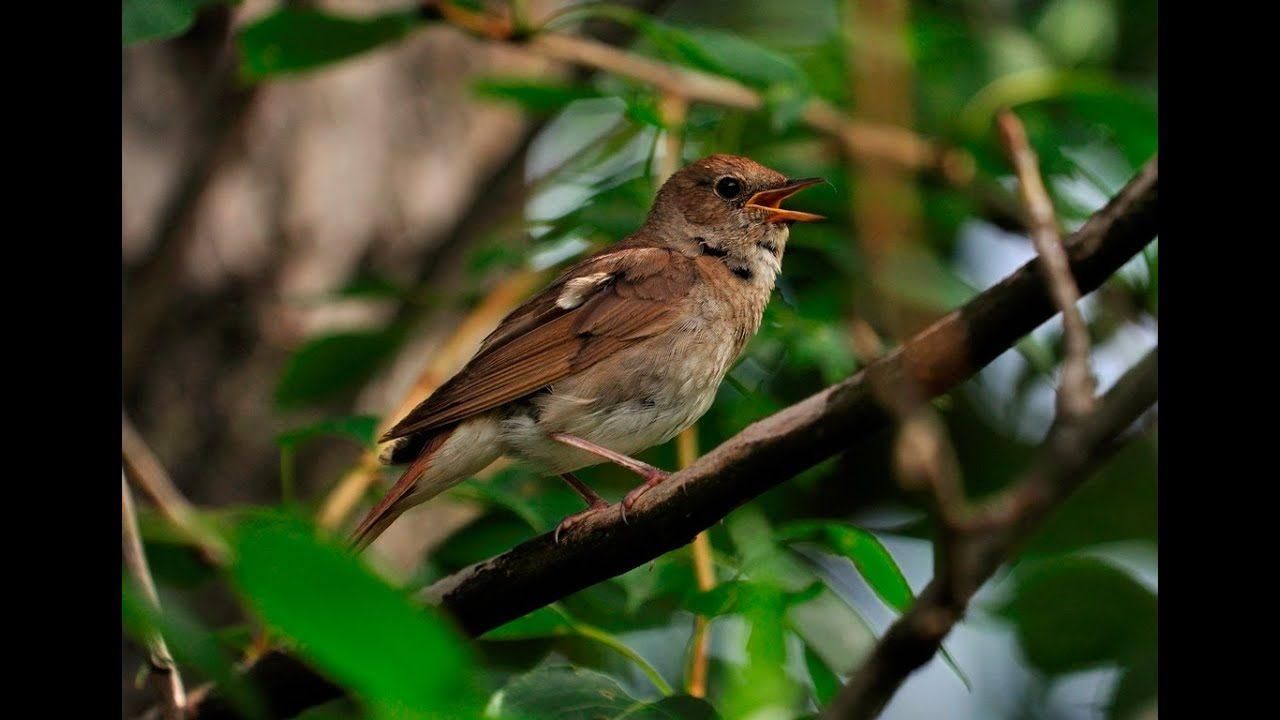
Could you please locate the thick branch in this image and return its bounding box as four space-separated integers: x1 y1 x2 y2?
190 157 1155 720
823 348 1157 720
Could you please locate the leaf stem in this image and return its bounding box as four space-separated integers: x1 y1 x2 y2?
573 623 674 696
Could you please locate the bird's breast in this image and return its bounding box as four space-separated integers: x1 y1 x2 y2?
500 289 761 473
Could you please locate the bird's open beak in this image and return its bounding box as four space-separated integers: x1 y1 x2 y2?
746 177 826 223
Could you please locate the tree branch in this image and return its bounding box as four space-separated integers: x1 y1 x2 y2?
822 348 1157 720
187 156 1155 720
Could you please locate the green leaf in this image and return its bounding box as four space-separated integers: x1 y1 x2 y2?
1108 645 1157 720
484 605 673 696
123 0 219 45
486 666 639 720
122 579 264 717
777 522 913 612
1021 437 1157 558
274 328 403 408
473 78 607 115
238 9 422 80
1036 0 1118 66
779 522 972 689
786 587 874 686
141 538 217 588
683 580 822 618
483 605 577 641
803 644 839 706
276 415 380 450
229 512 482 718
716 509 805 718
432 510 540 573
998 556 1156 675
625 695 720 720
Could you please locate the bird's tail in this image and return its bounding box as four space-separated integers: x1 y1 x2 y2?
348 428 454 552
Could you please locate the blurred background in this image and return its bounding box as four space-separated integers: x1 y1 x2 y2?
122 0 1157 718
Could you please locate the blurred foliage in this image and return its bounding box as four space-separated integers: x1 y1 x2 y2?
123 0 1157 718
122 0 228 44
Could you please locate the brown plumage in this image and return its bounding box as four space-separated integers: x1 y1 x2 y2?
351 154 824 549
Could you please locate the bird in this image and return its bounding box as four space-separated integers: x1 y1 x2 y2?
350 154 824 550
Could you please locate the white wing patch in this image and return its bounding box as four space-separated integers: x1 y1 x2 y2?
556 272 613 309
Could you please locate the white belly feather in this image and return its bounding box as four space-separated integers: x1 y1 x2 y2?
499 318 738 475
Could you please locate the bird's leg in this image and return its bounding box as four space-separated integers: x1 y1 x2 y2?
559 471 608 507
553 472 610 544
549 433 671 523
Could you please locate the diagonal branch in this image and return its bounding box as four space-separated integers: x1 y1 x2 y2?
183 157 1154 720
823 348 1157 720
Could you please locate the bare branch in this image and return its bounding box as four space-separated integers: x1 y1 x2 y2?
122 415 229 565
997 110 1096 417
123 471 188 720
823 348 1157 720
184 158 1155 720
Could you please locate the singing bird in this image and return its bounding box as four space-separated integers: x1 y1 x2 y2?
351 154 824 549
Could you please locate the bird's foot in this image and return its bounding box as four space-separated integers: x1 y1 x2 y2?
554 500 611 544
619 469 672 524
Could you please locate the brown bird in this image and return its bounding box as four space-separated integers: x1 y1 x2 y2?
350 154 824 550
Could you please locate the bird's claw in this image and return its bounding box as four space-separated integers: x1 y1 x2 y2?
619 469 671 524
554 503 609 544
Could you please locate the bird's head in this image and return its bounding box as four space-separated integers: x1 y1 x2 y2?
645 154 824 280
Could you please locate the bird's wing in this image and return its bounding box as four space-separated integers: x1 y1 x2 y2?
380 246 699 441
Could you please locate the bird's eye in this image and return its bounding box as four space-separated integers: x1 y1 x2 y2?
714 177 743 199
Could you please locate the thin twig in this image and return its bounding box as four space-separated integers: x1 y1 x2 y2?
997 110 1096 418
123 471 188 720
122 415 229 565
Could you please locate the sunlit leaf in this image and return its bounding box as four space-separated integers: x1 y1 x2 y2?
683 580 822 618
803 644 840 706
229 512 483 718
777 522 913 612
1036 0 1118 66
